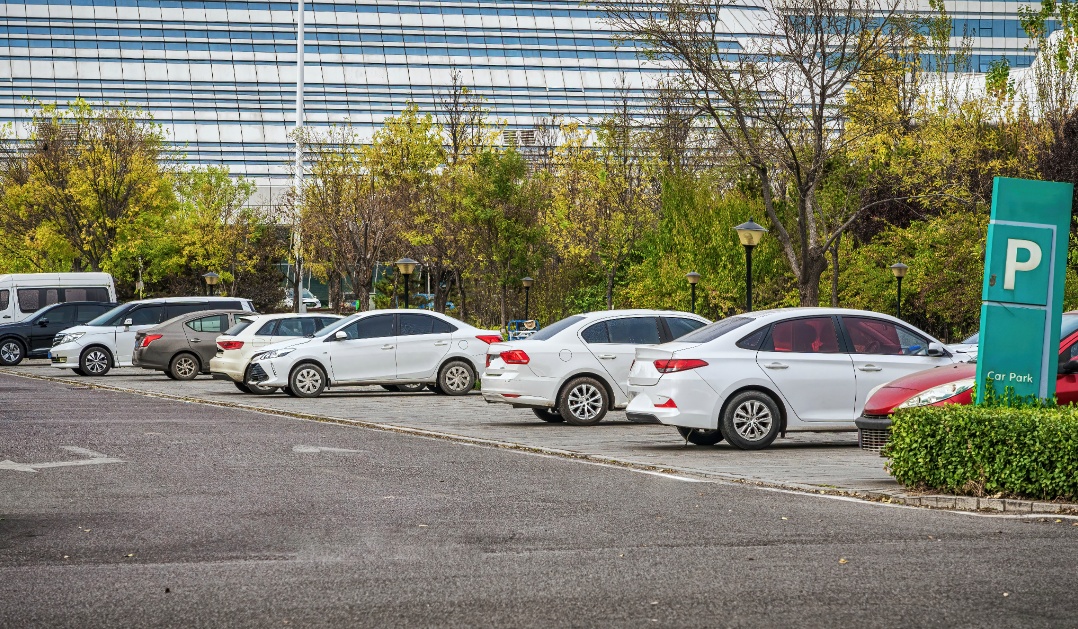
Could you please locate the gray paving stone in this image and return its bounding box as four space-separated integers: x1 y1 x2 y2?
1031 502 1063 514
955 496 980 510
979 498 1005 512
1003 499 1032 513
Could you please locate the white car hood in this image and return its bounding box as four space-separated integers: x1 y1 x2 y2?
56 324 107 337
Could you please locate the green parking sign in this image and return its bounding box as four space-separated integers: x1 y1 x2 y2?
976 177 1073 402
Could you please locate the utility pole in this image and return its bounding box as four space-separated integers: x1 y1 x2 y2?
292 0 307 313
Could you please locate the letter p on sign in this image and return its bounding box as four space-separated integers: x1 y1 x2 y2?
1004 239 1042 290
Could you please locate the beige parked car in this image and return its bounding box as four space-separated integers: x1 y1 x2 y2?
209 313 341 394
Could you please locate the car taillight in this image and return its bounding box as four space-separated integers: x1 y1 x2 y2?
655 397 678 408
500 349 530 365
476 334 502 344
486 354 493 368
217 340 244 351
654 358 708 373
140 334 163 348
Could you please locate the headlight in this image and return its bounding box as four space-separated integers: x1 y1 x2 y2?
897 378 975 409
58 332 85 344
256 348 296 360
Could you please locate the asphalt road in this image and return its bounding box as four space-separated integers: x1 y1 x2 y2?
2 373 1077 628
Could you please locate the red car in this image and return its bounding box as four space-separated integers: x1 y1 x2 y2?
856 313 1078 452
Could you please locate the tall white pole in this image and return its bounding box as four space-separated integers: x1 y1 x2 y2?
293 0 307 313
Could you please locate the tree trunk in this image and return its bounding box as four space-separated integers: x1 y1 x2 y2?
499 280 507 331
454 269 467 322
797 249 829 307
830 235 840 308
606 268 615 310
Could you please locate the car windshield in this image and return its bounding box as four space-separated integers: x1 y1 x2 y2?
528 315 585 341
84 303 132 327
959 314 1078 347
675 316 754 344
311 314 359 337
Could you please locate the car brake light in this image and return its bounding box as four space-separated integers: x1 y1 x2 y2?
476 335 502 344
140 334 163 348
656 398 677 408
486 354 493 368
500 349 530 364
217 340 244 351
654 358 708 373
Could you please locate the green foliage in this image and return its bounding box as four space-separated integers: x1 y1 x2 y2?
886 402 1078 501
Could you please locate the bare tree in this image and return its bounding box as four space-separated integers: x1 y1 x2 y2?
600 0 914 305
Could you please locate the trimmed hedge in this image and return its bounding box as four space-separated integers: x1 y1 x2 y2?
885 404 1078 501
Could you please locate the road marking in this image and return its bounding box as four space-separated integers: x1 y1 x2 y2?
292 445 366 455
0 446 124 473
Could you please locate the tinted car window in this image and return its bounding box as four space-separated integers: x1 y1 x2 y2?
129 305 166 326
0 289 8 311
186 315 228 333
63 287 109 302
77 304 111 321
678 317 753 344
399 313 436 336
256 321 277 335
766 317 841 353
607 317 661 344
736 327 768 350
316 317 338 330
277 318 319 337
581 322 608 343
843 317 928 356
42 304 77 324
529 315 585 341
17 288 59 313
665 317 706 340
340 314 394 340
432 318 456 334
226 318 256 336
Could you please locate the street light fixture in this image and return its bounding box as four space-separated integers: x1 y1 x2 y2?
890 262 908 320
685 271 701 313
201 271 220 297
395 257 419 309
521 276 534 320
734 219 767 312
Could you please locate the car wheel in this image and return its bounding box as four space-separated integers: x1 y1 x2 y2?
283 386 298 397
428 383 448 395
677 426 725 446
532 408 564 423
168 353 200 381
381 384 401 392
0 338 25 366
289 363 326 398
397 382 425 393
71 368 87 376
79 347 112 377
235 381 252 393
720 391 781 450
557 377 609 426
437 360 475 396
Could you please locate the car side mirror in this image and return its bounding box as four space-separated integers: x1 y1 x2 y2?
1061 359 1078 375
123 318 133 328
37 318 49 327
926 342 948 357
334 330 348 341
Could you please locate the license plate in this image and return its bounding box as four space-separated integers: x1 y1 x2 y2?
52 356 66 364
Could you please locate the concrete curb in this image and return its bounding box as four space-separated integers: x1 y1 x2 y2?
4 367 1078 517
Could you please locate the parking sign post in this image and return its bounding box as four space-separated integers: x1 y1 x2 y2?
975 177 1073 403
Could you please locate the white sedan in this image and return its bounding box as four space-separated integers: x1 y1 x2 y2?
246 309 501 398
482 310 709 425
625 307 961 450
210 313 342 394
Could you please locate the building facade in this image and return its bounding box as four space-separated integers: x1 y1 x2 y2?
0 0 1045 197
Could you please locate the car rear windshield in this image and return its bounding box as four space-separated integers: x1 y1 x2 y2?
528 315 585 341
675 316 754 344
85 303 133 327
225 317 256 336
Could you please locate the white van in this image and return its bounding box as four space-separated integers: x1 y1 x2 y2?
50 296 256 376
0 273 117 324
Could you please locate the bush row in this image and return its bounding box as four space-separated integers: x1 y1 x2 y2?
885 404 1078 501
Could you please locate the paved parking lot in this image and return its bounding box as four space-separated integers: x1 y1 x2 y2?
2 360 896 497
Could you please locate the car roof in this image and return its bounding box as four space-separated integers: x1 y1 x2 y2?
238 312 341 320
126 296 250 304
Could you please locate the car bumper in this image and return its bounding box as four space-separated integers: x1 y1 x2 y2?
625 372 720 430
480 370 558 408
209 354 248 383
48 342 83 367
855 414 893 454
131 350 167 371
247 358 290 387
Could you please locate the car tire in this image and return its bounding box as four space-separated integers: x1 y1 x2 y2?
677 426 725 446
720 391 781 450
168 353 200 381
397 382 425 393
428 383 448 395
71 368 87 376
557 377 609 426
381 384 401 392
532 408 564 423
0 338 26 366
289 362 327 398
437 360 475 396
235 381 252 393
79 346 112 377
283 386 298 397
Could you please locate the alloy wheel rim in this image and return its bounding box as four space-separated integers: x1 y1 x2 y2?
175 357 197 378
444 365 470 392
0 341 20 363
732 400 773 441
567 384 603 420
296 368 321 394
85 350 108 374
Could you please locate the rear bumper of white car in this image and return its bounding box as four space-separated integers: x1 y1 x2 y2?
209 352 249 383
625 372 720 430
481 369 559 408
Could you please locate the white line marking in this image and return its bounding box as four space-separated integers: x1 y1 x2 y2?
292 445 366 455
0 446 123 473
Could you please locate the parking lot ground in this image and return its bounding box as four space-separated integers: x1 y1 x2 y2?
3 369 1078 628
2 361 895 496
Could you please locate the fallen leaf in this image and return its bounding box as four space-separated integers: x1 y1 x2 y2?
1003 592 1010 597
62 555 69 559
781 517 788 521
125 553 135 558
838 558 848 565
1056 519 1063 523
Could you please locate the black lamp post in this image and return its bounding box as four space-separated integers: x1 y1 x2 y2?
890 262 908 319
522 276 534 320
685 271 701 313
395 257 419 309
201 271 220 297
734 219 767 312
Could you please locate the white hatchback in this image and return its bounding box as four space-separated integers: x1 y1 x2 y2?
624 307 960 450
245 309 501 398
482 310 709 425
210 313 342 394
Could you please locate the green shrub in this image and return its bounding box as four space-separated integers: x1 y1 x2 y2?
885 404 1078 501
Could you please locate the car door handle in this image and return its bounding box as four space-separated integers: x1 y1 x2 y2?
382 344 395 350
764 362 788 370
190 339 201 343
858 365 883 372
434 341 449 346
598 354 617 360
